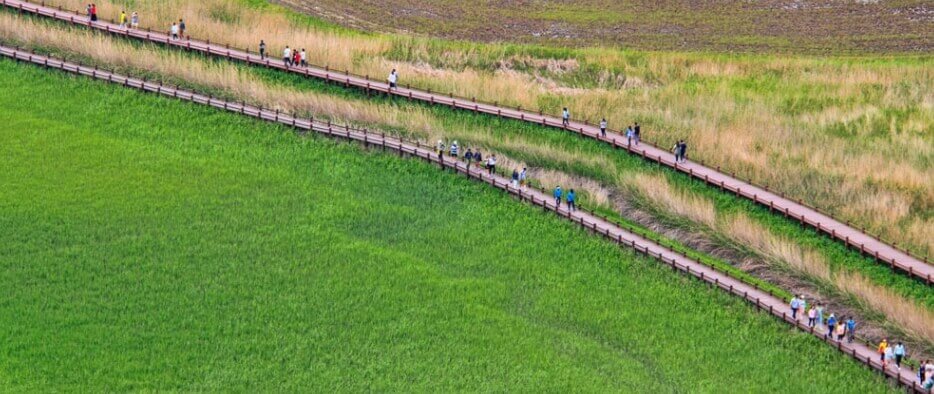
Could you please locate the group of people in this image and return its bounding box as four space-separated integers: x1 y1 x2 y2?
436 140 498 176
917 359 934 391
116 10 140 29
553 186 576 211
169 19 186 40
278 45 308 67
672 139 688 163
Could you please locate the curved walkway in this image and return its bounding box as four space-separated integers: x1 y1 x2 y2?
2 45 925 392
3 0 930 285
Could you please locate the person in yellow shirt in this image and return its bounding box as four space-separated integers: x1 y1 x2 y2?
877 339 888 362
119 10 127 27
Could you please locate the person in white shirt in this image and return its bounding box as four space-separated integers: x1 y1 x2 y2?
283 46 292 66
486 155 497 175
130 12 139 29
388 69 398 89
519 167 527 188
599 118 607 137
169 23 179 40
300 49 307 67
562 108 570 127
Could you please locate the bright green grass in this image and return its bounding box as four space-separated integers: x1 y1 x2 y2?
0 58 894 391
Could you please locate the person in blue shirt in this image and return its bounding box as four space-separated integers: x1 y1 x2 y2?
826 314 837 340
553 186 562 207
894 342 906 370
845 317 856 343
566 189 576 211
789 295 802 319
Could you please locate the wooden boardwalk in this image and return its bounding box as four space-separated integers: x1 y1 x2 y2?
4 0 931 284
2 45 925 391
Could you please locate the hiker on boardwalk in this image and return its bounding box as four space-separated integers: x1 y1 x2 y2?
436 139 445 160
86 4 91 21
464 148 473 166
300 48 308 67
449 141 459 157
816 304 824 327
878 339 889 363
789 295 802 319
474 149 482 165
633 122 641 145
834 320 845 341
259 40 266 59
388 69 398 89
920 361 928 387
292 50 301 69
845 316 856 343
567 189 576 211
131 12 139 28
553 186 563 206
884 345 895 369
486 155 497 175
283 46 292 66
170 22 179 40
825 313 837 339
680 140 688 162
807 306 817 327
599 118 607 137
119 10 127 27
626 125 635 146
519 167 527 188
562 108 570 127
88 4 97 22
511 169 519 188
894 342 906 370
178 18 186 38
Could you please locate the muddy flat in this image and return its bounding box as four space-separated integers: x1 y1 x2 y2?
275 0 933 53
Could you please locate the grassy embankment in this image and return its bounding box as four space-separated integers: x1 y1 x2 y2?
1 9 931 349
0 57 898 392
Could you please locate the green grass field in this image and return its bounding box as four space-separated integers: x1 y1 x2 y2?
0 58 895 391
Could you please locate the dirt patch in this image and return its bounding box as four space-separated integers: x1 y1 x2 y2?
274 0 933 54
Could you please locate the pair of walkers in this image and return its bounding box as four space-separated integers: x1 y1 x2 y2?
169 19 185 40
85 4 97 21
553 186 576 211
510 168 527 189
281 46 308 67
116 10 139 28
625 123 641 146
918 360 934 390
672 139 688 163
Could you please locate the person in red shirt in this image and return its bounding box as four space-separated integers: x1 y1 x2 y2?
293 51 301 68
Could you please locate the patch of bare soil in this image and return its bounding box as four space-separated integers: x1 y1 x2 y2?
274 0 932 53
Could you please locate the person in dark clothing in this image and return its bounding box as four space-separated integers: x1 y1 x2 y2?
259 40 266 59
178 18 186 38
474 150 482 165
464 149 473 166
90 4 97 21
511 169 519 188
680 140 688 162
633 122 641 145
567 189 576 211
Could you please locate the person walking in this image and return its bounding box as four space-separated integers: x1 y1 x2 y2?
626 125 634 146
825 313 837 339
90 4 97 21
672 140 681 162
884 345 895 369
283 46 292 66
131 11 139 29
561 108 570 127
300 48 307 67
178 18 186 38
388 69 398 89
474 149 482 165
119 10 127 27
845 316 856 343
464 148 473 166
834 321 845 341
486 155 497 175
920 361 928 387
511 169 519 188
449 140 459 157
894 342 906 370
878 339 889 363
816 304 824 327
599 118 607 138
436 140 445 160
259 40 266 59
633 122 641 145
293 50 301 69
567 189 576 211
789 295 802 320
519 167 527 188
553 186 563 207
170 22 179 40
680 140 689 162
807 306 817 328
86 4 92 21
